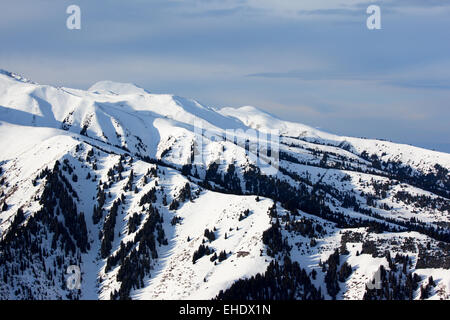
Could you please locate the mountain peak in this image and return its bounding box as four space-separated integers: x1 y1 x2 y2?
0 69 34 84
88 80 149 96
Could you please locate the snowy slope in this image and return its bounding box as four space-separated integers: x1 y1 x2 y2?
0 69 449 300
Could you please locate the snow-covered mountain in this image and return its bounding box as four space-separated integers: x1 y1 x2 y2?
0 69 449 300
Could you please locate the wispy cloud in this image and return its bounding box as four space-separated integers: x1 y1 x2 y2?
168 0 450 18
247 69 450 91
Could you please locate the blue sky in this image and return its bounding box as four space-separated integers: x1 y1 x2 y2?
1 0 450 152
